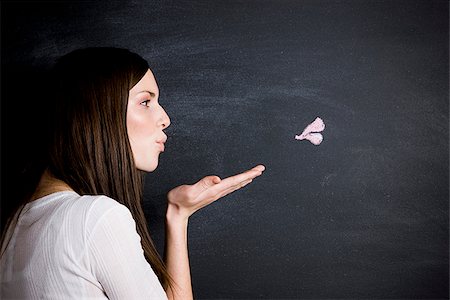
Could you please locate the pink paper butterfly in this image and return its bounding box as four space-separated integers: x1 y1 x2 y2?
295 117 325 145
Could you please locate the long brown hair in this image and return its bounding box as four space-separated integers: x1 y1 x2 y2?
0 47 173 289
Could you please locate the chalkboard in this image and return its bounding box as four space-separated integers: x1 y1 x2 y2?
1 1 448 299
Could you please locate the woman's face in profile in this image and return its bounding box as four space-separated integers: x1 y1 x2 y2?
127 69 171 172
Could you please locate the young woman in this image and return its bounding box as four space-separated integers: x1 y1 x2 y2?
0 47 265 299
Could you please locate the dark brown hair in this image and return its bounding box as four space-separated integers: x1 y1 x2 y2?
0 47 173 289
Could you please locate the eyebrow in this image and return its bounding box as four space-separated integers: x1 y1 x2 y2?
138 90 157 97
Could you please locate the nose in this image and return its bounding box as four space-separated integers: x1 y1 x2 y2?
160 106 171 129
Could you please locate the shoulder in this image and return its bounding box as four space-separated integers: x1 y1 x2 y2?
62 193 139 249
71 194 134 231
53 192 133 237
80 193 128 214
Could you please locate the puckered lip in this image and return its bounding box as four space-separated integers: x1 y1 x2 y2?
156 135 167 144
157 142 165 152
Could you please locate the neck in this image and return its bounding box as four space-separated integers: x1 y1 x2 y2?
30 169 74 201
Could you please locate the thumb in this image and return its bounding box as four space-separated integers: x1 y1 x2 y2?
197 175 221 192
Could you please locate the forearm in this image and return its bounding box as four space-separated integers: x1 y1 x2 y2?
164 204 193 300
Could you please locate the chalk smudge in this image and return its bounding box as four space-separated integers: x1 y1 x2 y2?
295 117 325 145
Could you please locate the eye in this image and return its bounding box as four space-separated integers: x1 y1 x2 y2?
140 100 151 107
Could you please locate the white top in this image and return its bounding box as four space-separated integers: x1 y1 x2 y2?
0 191 167 299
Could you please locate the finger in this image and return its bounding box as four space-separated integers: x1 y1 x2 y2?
211 178 254 202
192 179 247 211
222 168 263 189
203 176 251 198
214 179 252 201
251 164 266 172
195 165 264 201
242 178 253 187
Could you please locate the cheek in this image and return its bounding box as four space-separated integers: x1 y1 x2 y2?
127 112 157 143
127 112 145 137
126 117 138 141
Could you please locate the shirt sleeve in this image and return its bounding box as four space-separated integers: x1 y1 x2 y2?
86 202 168 300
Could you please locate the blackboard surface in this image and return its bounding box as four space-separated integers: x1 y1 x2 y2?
1 1 448 299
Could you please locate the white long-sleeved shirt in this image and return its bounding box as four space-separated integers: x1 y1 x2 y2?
0 190 167 299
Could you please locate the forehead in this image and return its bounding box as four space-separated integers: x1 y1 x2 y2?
130 69 159 94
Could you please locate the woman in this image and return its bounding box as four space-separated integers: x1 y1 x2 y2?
0 47 265 299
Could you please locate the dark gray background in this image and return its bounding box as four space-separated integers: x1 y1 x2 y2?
1 1 448 299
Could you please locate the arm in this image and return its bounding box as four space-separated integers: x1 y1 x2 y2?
88 203 167 300
164 206 191 300
163 164 266 299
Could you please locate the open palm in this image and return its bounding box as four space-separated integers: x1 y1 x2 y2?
167 164 265 219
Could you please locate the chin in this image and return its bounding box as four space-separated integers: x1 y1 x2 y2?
137 159 159 172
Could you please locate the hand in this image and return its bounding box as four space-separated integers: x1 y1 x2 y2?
166 164 266 220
